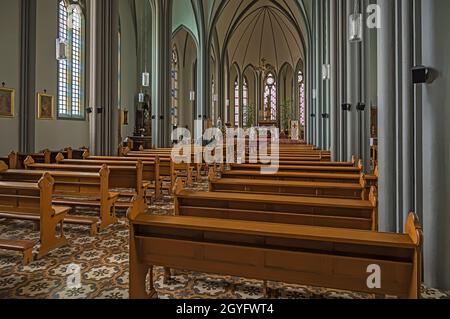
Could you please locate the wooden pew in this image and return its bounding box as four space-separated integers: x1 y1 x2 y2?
0 163 117 232
128 213 422 299
221 169 363 184
23 157 148 208
228 162 362 175
173 179 378 231
56 155 161 199
121 150 193 190
0 173 69 258
0 239 36 265
209 169 367 200
0 151 17 169
15 150 51 169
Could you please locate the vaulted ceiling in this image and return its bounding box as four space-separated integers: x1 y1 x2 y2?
210 0 309 72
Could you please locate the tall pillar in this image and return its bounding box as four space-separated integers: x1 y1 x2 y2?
150 0 171 147
89 0 119 155
330 0 338 160
346 0 360 161
377 0 397 232
421 0 450 291
19 0 37 153
401 0 415 228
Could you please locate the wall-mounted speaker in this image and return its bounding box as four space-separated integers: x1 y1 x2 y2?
342 103 351 111
356 102 366 111
412 66 429 84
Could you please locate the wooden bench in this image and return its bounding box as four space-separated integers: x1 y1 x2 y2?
0 173 69 258
128 213 422 299
0 239 36 265
209 169 367 200
221 169 363 184
0 151 18 169
227 162 362 175
15 150 51 169
121 150 193 191
23 157 148 208
173 179 378 231
56 155 161 199
0 163 117 232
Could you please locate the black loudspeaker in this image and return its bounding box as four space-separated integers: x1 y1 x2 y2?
310 113 316 118
356 102 366 111
342 103 351 111
412 66 429 84
321 113 330 119
96 107 103 114
86 107 93 114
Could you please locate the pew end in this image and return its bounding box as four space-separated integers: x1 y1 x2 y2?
173 178 184 196
55 152 65 163
23 156 35 169
8 151 17 169
82 149 90 159
357 159 363 171
127 195 148 221
351 155 356 165
0 161 8 172
405 212 423 299
359 173 367 200
369 186 379 230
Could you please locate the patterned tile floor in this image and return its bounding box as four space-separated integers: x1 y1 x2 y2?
1 177 449 299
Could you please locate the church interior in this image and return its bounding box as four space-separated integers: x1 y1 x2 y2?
0 0 449 300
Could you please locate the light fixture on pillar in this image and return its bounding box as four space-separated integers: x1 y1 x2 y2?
138 91 145 103
140 5 150 88
322 64 331 80
56 38 68 61
349 1 363 43
142 72 150 87
189 91 196 101
213 94 218 102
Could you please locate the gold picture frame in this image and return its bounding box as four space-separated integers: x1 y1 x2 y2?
37 92 54 120
0 87 15 118
121 109 129 125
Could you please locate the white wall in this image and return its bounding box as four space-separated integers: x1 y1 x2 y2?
34 0 90 152
0 0 20 154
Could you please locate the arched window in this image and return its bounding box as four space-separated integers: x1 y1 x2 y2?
264 73 277 121
57 1 85 119
242 77 249 127
211 78 215 123
171 48 179 127
298 71 305 126
234 79 240 127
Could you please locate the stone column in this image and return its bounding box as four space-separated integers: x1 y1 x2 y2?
377 0 397 231
401 0 415 228
421 0 450 291
89 0 119 155
330 0 338 160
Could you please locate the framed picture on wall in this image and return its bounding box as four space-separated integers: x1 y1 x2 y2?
37 92 54 120
0 87 15 118
121 109 129 125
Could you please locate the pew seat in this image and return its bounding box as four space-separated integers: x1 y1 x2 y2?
173 179 378 230
0 164 119 230
209 176 366 200
0 239 36 265
0 175 69 257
